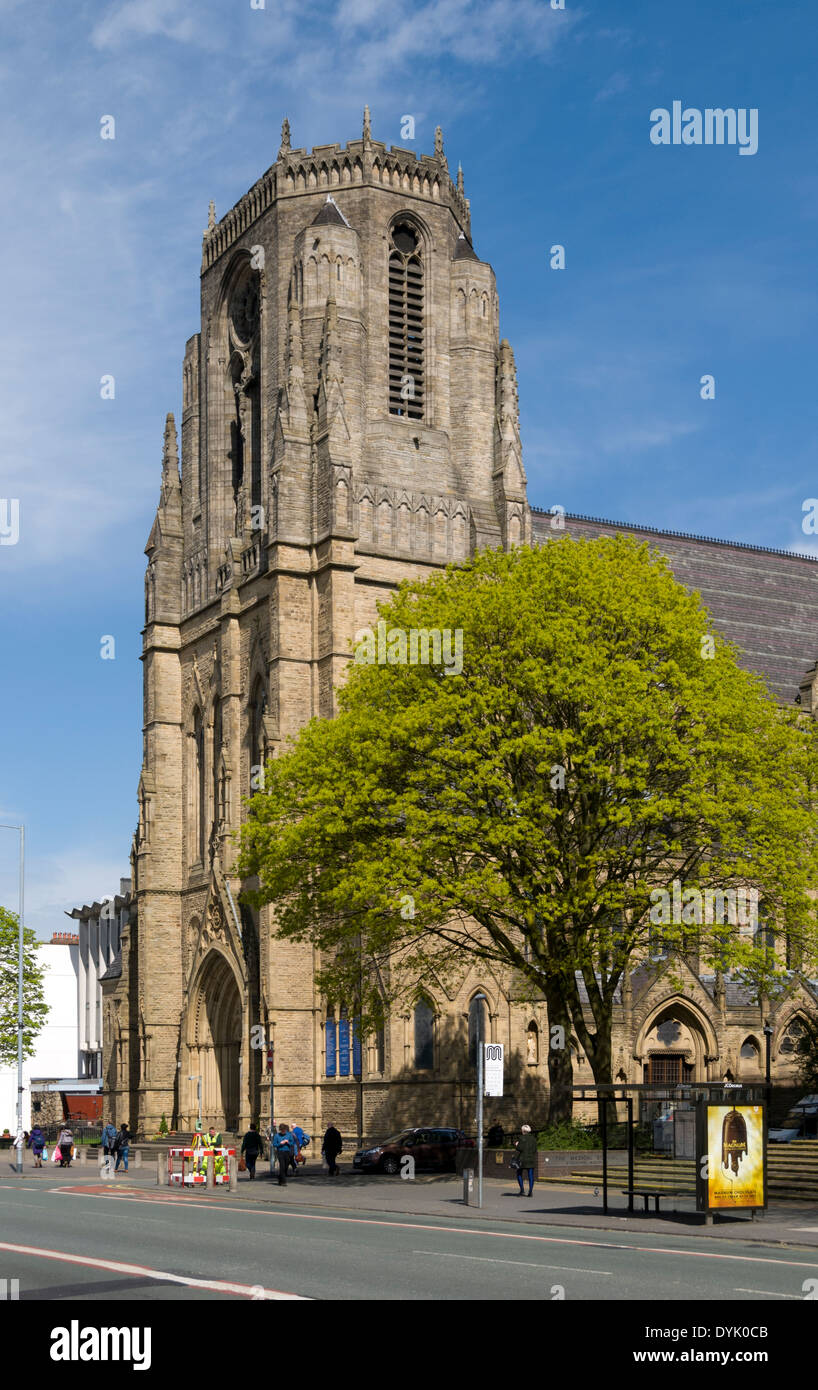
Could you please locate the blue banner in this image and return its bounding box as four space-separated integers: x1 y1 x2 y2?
325 1019 337 1077
338 1015 350 1076
352 1018 362 1076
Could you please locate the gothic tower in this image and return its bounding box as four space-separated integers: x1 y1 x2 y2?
103 112 531 1136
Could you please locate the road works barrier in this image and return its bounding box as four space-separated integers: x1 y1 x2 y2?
161 1146 237 1191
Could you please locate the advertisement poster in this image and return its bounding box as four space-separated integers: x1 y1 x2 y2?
706 1104 765 1209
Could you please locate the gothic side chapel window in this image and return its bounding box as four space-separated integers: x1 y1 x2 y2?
414 999 434 1071
193 708 205 864
250 678 268 792
388 221 424 420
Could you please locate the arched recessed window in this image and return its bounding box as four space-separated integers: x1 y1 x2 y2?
192 708 205 864
212 697 223 839
780 1017 809 1056
388 222 424 420
468 995 488 1067
414 999 435 1070
250 678 267 791
526 1020 539 1065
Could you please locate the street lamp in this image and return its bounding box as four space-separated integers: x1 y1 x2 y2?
763 1020 773 1093
473 992 487 1209
188 1075 202 1130
1 824 25 1177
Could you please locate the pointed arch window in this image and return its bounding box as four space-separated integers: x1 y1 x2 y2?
250 678 267 792
468 994 488 1067
193 708 205 864
325 1007 337 1077
414 999 435 1071
388 222 424 419
212 697 223 839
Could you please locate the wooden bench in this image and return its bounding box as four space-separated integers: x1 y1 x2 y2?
621 1187 693 1212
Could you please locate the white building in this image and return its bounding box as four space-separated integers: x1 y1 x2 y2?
0 880 130 1132
0 934 79 1131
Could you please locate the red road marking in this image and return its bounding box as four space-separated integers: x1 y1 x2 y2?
0 1240 306 1299
48 1190 818 1269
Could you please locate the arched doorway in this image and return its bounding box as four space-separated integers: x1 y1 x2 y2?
638 1000 714 1084
187 951 243 1130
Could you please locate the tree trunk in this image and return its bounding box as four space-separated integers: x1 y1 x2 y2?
545 980 574 1125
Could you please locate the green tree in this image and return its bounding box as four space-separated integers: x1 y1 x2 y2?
238 537 818 1121
0 907 49 1068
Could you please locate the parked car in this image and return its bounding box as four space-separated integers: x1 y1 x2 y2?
768 1094 818 1143
353 1127 474 1175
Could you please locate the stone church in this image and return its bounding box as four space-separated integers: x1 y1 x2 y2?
102 111 817 1139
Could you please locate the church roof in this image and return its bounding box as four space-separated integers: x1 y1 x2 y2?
99 950 122 982
532 508 818 704
311 194 351 227
453 231 479 261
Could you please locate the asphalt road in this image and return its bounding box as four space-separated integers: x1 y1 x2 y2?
1 1179 817 1301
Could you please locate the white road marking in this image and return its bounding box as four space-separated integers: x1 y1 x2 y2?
0 1240 307 1299
20 1190 818 1271
413 1249 613 1274
734 1288 801 1299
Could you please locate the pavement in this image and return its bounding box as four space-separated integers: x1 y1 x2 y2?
6 1153 818 1249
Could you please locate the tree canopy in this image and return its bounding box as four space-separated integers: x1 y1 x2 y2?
0 906 49 1069
238 536 818 1108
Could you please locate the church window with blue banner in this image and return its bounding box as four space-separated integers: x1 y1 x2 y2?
338 1005 350 1076
325 1010 337 1077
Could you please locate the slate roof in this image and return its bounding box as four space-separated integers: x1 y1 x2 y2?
453 231 479 261
99 950 122 982
532 509 818 704
311 194 350 227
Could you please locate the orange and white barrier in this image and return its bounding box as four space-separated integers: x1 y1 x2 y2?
167 1146 236 1185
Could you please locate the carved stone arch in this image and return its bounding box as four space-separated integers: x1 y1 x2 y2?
774 1009 812 1063
353 158 363 182
455 285 467 331
296 167 306 192
285 169 295 193
318 162 328 187
341 160 351 184
635 995 719 1080
307 164 317 188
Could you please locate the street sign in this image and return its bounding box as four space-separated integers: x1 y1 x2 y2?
484 1042 504 1097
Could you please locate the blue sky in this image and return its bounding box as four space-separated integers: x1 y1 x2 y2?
1 0 816 935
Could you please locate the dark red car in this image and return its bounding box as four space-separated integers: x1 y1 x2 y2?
353 1126 474 1175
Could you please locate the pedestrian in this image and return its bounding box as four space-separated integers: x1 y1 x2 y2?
100 1119 118 1157
272 1123 296 1186
113 1121 132 1173
204 1124 225 1180
240 1123 265 1179
514 1123 538 1198
290 1124 310 1174
322 1121 342 1176
28 1124 46 1168
57 1125 74 1168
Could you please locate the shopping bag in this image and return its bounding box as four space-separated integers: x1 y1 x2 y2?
238 1157 247 1172
52 1147 61 1163
42 1146 48 1161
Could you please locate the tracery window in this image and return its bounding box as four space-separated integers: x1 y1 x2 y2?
388 222 424 419
414 999 435 1071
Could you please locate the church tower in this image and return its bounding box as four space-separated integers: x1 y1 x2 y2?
103 111 530 1137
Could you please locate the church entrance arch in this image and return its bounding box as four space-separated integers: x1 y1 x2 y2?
637 999 716 1085
186 950 243 1130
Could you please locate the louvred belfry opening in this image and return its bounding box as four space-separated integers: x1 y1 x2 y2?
388 223 424 419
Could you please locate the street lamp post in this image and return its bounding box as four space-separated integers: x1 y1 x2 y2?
1 824 25 1176
763 1021 773 1119
474 992 487 1209
188 1075 202 1130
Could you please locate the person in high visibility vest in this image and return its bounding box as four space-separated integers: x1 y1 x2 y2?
203 1125 225 1179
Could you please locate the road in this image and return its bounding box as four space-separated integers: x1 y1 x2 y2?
1 1179 817 1300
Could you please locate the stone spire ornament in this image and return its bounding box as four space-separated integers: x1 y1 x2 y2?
456 162 464 195
434 125 444 156
207 199 216 231
279 117 291 157
363 104 372 143
161 412 180 504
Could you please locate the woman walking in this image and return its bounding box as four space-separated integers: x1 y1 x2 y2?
28 1124 46 1168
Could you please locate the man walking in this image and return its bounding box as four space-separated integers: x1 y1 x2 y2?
272 1124 296 1186
240 1123 265 1180
322 1121 342 1176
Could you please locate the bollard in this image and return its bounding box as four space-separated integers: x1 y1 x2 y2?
463 1168 475 1205
206 1152 215 1189
134 1148 142 1169
77 1145 87 1166
156 1153 163 1186
229 1153 237 1192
